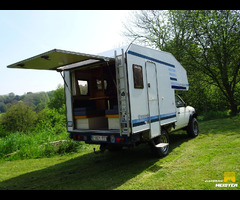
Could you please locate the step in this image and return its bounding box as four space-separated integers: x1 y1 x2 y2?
155 143 169 148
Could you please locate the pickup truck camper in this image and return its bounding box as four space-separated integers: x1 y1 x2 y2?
8 44 199 157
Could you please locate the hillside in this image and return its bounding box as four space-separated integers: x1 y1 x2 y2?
0 91 55 113
0 116 239 190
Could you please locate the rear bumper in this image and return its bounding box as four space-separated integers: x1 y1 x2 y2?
69 130 130 145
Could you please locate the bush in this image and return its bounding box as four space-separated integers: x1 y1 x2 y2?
198 110 231 121
0 102 37 133
0 124 8 137
0 129 84 160
0 85 84 161
36 106 66 134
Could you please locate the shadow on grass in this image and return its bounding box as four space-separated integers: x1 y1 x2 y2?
0 131 192 190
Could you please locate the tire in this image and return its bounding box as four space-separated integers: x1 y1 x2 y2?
150 129 169 158
187 117 199 138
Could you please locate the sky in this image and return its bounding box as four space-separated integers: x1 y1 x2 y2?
0 10 132 95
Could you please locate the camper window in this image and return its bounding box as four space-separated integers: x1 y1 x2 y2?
133 64 144 89
78 80 88 95
96 79 107 91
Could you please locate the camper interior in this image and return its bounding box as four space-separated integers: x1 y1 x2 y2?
71 60 119 130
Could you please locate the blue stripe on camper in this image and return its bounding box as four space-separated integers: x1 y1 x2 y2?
168 68 176 72
170 77 177 81
169 72 177 77
132 112 176 127
171 82 189 90
128 50 175 68
171 85 187 90
160 112 176 120
132 116 149 127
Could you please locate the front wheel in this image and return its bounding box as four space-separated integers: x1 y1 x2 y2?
187 117 199 138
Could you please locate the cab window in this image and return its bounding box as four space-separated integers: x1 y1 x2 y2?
175 95 185 108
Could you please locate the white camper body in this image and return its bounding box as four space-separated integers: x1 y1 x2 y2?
64 44 189 139
8 44 198 156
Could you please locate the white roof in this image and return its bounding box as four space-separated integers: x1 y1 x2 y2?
97 45 129 58
7 44 189 90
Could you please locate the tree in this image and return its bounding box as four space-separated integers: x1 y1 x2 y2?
0 102 37 132
0 102 6 113
48 85 65 112
124 10 240 114
22 92 49 112
184 10 240 114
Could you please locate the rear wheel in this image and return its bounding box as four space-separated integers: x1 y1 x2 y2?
150 128 169 158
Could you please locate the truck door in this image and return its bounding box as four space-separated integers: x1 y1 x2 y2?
175 95 190 130
146 62 161 138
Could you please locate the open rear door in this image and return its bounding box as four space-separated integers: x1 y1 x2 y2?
7 49 114 133
7 49 113 71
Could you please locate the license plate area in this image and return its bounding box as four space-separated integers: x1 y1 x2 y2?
91 135 108 142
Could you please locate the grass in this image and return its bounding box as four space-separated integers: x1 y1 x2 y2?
0 115 239 190
0 129 83 160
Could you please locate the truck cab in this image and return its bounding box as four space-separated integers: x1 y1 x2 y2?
172 95 198 138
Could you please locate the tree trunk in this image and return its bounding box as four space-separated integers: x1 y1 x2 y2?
229 96 238 115
224 84 239 115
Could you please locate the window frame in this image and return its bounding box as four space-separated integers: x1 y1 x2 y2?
96 79 107 91
175 95 186 108
132 64 144 89
78 79 89 96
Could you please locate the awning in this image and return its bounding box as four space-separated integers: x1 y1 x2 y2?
7 49 113 71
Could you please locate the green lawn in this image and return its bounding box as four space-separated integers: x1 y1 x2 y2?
0 116 239 190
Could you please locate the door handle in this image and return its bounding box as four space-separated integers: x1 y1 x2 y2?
149 98 157 101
